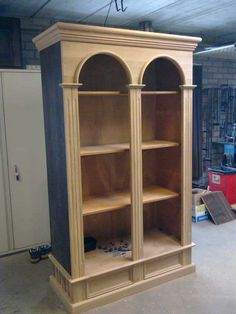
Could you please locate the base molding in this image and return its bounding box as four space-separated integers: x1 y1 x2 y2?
50 263 195 314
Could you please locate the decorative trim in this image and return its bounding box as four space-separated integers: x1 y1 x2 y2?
129 85 145 261
140 55 186 85
179 85 196 90
33 22 202 52
62 86 85 278
127 84 146 89
181 87 194 246
61 83 83 88
50 264 195 314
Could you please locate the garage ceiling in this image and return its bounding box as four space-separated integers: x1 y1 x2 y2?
0 0 236 45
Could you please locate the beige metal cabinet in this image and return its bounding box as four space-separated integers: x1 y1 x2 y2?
0 70 50 253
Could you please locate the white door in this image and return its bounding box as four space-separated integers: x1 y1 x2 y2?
2 71 50 249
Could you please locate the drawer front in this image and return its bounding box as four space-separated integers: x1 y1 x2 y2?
87 268 132 298
145 253 182 279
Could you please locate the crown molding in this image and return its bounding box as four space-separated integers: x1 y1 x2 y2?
33 22 202 52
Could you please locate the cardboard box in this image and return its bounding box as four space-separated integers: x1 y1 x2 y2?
192 204 209 222
192 188 209 222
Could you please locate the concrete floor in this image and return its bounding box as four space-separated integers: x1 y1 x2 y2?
1 220 236 314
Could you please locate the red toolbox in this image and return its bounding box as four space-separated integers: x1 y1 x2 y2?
208 166 236 204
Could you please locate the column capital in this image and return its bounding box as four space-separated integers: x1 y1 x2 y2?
179 85 196 90
127 84 146 89
60 83 83 89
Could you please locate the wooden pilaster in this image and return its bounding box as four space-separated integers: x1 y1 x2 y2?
180 85 196 265
128 84 145 261
61 83 85 278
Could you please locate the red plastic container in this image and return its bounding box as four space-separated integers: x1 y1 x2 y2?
208 167 236 204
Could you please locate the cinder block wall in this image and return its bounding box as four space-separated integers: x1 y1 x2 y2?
20 17 57 67
193 55 236 187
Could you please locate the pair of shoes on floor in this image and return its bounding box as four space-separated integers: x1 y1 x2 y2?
29 244 51 263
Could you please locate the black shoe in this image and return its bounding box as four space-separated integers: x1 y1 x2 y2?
29 248 41 263
38 244 51 259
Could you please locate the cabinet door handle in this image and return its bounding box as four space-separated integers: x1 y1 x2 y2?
14 165 20 182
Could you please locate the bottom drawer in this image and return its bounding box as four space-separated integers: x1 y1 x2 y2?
87 268 132 298
144 253 182 279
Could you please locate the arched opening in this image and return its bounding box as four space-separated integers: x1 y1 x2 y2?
78 53 130 92
78 54 132 265
141 57 183 245
142 57 184 91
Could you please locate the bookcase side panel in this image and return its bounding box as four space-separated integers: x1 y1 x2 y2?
40 42 71 274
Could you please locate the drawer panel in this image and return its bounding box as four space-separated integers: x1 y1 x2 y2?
87 268 132 298
145 253 181 279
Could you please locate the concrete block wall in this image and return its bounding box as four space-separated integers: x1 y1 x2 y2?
20 17 57 67
193 55 236 187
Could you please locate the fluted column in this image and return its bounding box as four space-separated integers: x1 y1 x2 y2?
61 83 85 278
180 85 196 264
128 84 145 261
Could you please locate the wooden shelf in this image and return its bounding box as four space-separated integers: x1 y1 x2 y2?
78 91 178 96
84 229 181 275
78 91 127 96
85 244 132 276
143 230 181 258
142 91 179 95
80 140 179 156
82 185 178 216
80 143 129 156
142 140 179 150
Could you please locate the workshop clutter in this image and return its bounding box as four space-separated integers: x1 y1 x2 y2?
192 188 210 222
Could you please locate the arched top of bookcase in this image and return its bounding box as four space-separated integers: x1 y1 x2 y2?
74 52 132 91
140 55 186 91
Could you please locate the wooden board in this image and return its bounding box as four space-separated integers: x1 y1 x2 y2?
84 229 181 275
201 191 235 225
83 185 179 216
80 140 179 156
79 95 129 146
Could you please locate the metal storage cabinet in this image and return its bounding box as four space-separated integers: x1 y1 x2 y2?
0 70 50 254
34 23 201 313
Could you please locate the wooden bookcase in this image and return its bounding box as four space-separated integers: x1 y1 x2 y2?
34 23 201 313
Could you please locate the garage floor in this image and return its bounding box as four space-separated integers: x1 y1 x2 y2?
1 220 236 314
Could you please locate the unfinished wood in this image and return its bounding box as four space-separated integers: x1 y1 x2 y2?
79 95 129 146
83 206 131 242
62 84 85 277
84 229 181 277
80 140 179 156
78 91 123 95
50 265 195 314
143 198 181 242
180 85 195 248
82 185 179 216
141 91 179 95
33 22 201 53
143 147 181 194
142 140 179 150
79 54 129 92
144 253 181 279
129 85 144 261
80 143 129 156
85 248 132 276
143 230 181 258
81 153 130 199
35 22 200 313
87 268 132 298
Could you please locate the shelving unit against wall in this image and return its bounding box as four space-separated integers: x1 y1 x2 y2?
34 23 201 313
